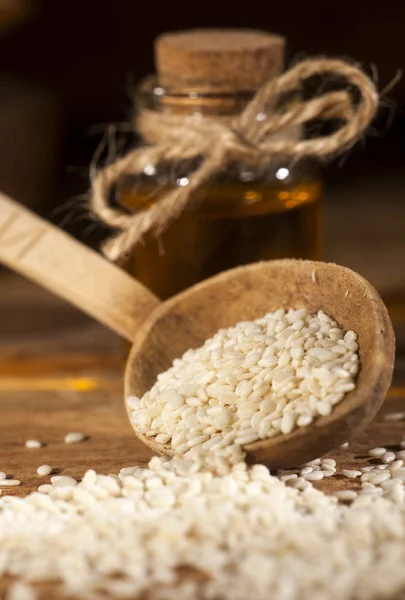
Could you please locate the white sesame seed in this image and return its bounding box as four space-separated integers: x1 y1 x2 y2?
300 466 313 476
0 479 21 487
280 473 298 482
381 451 396 464
304 471 324 481
52 476 78 487
383 412 405 421
37 465 53 477
342 469 362 479
368 447 387 457
390 460 404 472
369 471 391 485
6 582 37 600
25 439 42 449
322 458 337 468
334 490 357 501
305 458 321 466
0 471 7 480
64 432 86 444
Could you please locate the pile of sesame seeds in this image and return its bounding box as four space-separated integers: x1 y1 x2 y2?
128 308 359 471
3 309 405 600
3 440 405 600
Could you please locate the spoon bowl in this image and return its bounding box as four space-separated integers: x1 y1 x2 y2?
125 259 395 469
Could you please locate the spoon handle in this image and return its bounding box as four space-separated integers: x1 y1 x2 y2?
0 193 160 341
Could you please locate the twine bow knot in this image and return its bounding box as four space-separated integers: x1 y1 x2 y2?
91 58 378 262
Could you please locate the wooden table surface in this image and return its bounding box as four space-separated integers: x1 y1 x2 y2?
1 179 405 599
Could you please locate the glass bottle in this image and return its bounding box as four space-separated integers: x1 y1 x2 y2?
115 29 322 300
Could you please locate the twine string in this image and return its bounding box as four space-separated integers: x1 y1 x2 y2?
90 58 379 262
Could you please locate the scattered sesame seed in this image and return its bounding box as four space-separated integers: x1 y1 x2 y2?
342 469 362 479
383 412 405 422
0 479 21 487
24 439 42 449
37 465 53 477
64 432 87 444
334 490 357 501
304 471 324 481
368 447 387 457
381 451 396 464
0 471 7 480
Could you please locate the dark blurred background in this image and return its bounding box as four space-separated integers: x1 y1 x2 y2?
0 0 404 349
1 0 405 209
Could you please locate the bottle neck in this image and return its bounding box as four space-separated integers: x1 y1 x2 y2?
136 75 255 117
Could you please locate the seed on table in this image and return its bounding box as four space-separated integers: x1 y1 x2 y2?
381 452 396 464
392 468 405 481
360 487 383 496
38 484 53 493
280 474 298 482
389 460 404 472
52 476 78 487
25 439 42 449
37 465 53 477
334 490 357 501
300 466 313 476
368 447 386 457
369 471 391 485
0 479 21 487
381 479 402 490
0 471 6 480
383 412 405 421
64 432 87 444
342 469 362 479
321 470 335 477
396 450 405 461
304 471 324 481
322 458 336 468
361 472 375 482
286 476 306 488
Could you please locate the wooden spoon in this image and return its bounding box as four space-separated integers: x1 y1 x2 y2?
0 193 395 468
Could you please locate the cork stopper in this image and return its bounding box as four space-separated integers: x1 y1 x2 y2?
155 29 285 92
